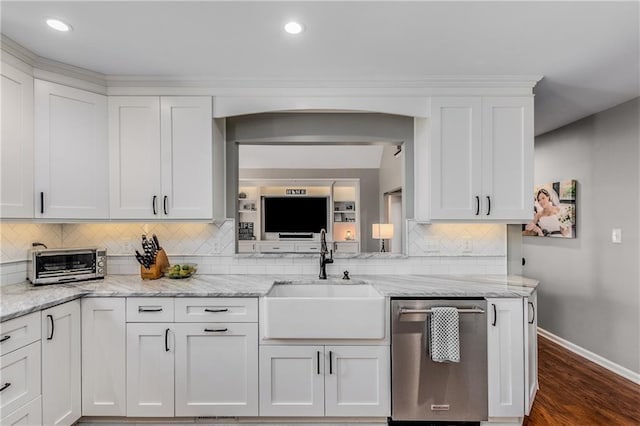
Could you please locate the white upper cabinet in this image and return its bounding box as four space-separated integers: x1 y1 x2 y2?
417 96 533 222
109 96 212 219
0 63 34 218
108 97 162 218
34 80 108 219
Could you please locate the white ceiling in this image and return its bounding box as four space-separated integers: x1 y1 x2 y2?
239 145 386 169
1 1 638 135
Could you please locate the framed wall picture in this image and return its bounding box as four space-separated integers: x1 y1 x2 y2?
523 179 577 238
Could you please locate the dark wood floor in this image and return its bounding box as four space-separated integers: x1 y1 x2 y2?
523 335 640 425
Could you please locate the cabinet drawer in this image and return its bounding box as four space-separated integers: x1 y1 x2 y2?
0 341 41 416
0 395 42 426
295 242 320 253
258 242 295 253
0 312 41 357
175 298 257 323
126 298 174 322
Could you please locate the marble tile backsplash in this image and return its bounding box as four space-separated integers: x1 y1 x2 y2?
0 220 507 285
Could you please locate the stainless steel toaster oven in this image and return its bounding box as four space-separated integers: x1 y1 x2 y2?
27 247 106 285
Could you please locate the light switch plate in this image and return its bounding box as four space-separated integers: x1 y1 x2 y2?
612 228 622 244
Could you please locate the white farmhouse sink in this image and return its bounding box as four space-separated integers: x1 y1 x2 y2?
262 283 386 339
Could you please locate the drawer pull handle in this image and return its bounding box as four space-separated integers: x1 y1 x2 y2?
0 382 11 392
0 335 10 343
317 351 321 374
138 307 163 312
47 314 54 340
165 328 170 352
329 350 333 374
204 308 228 313
204 328 228 333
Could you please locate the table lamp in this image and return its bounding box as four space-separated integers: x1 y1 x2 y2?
372 223 394 252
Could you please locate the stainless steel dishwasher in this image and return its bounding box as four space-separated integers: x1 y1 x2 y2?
391 298 488 422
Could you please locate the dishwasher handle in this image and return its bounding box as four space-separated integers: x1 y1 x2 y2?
398 307 485 315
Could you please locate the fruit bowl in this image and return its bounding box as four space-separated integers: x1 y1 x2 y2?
165 263 197 279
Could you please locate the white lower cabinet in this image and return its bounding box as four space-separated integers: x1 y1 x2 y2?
1 395 42 426
0 341 41 418
259 345 390 417
524 290 538 415
81 298 126 416
41 300 81 426
174 323 258 416
486 298 525 418
126 323 174 417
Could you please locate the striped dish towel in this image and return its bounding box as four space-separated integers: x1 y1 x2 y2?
429 307 460 363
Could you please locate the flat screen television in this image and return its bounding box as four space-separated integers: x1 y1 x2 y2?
263 196 328 234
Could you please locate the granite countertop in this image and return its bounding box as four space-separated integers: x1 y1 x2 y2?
0 274 538 322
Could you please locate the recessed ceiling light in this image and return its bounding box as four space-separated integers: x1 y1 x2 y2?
46 19 72 32
284 21 303 35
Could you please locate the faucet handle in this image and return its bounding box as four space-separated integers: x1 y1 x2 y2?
343 270 350 280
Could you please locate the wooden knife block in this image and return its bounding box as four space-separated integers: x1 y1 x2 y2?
140 249 170 280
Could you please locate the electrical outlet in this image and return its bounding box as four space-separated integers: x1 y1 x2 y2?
462 238 473 253
612 228 622 244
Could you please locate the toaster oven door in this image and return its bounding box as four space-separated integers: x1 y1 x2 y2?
33 251 97 284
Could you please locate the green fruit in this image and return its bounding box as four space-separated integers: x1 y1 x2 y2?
172 265 181 272
181 265 191 271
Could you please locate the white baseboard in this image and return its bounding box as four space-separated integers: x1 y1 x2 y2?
538 327 640 385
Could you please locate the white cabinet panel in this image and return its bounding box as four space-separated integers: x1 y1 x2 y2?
174 323 258 416
108 97 161 219
0 312 40 357
126 297 174 322
420 96 534 222
174 298 257 323
324 346 390 417
0 341 41 417
160 97 212 219
259 345 324 417
108 96 212 219
481 97 534 220
41 300 81 426
0 63 33 218
429 97 482 220
0 395 42 426
524 290 538 415
126 323 174 417
34 80 108 219
487 298 525 418
81 298 126 416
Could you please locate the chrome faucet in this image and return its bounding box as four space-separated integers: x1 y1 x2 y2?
319 229 333 280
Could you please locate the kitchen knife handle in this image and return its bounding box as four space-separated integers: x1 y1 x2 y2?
47 314 54 340
475 196 480 216
40 192 44 214
163 196 168 215
152 195 158 215
486 196 491 216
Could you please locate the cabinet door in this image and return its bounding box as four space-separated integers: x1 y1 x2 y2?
429 97 483 220
0 63 33 218
487 298 525 418
0 341 41 417
481 97 534 220
524 291 538 415
42 300 81 426
126 323 174 417
324 346 390 417
34 80 108 219
108 96 161 219
174 323 258 416
259 345 324 417
0 395 41 426
160 97 212 219
81 298 126 416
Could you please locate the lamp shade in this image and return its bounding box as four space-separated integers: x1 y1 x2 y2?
372 223 394 239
